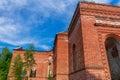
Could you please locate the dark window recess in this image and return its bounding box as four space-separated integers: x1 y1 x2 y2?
73 44 77 71
30 69 36 77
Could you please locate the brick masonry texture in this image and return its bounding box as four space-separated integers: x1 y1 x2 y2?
8 49 53 80
8 2 120 80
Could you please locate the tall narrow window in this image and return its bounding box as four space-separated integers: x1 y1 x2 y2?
30 69 36 77
30 64 36 77
73 44 77 71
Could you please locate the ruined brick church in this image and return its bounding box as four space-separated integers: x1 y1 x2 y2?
8 1 120 80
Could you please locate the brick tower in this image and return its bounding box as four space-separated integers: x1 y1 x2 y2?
68 2 120 80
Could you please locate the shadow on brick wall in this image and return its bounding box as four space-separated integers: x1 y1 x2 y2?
69 70 104 80
85 71 102 80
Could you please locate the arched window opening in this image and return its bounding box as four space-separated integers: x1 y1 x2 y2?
30 64 36 78
73 44 77 71
30 69 36 77
105 37 120 80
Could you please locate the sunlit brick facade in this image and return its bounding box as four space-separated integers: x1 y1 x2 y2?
8 2 120 80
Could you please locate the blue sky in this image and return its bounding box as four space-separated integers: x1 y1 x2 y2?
0 0 120 52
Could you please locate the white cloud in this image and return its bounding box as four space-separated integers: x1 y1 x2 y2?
116 1 120 6
0 0 119 51
35 0 69 12
0 0 27 10
10 0 27 6
0 17 38 46
0 0 115 14
0 16 54 50
0 17 19 38
0 38 38 46
38 45 52 50
85 0 112 4
9 0 77 15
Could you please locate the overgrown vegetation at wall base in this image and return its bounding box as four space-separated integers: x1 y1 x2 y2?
12 44 36 79
0 47 12 80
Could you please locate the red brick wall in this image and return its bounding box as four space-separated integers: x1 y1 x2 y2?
68 2 120 80
80 15 106 79
53 32 69 80
68 10 85 79
8 49 53 80
8 49 26 80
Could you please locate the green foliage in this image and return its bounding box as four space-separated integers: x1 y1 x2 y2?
12 54 23 80
24 44 36 78
21 68 27 78
1 47 12 61
12 44 36 79
0 47 12 80
24 44 35 69
48 73 53 80
48 69 53 80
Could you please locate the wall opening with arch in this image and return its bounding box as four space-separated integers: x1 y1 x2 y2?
105 37 120 80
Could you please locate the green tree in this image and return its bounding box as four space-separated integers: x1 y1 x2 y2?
24 44 35 77
12 54 23 80
0 47 12 80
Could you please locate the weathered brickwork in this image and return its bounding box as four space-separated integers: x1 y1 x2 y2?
53 32 69 80
8 2 120 80
68 2 120 80
8 49 53 80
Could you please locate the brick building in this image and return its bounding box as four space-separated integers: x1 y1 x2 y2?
8 2 120 80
